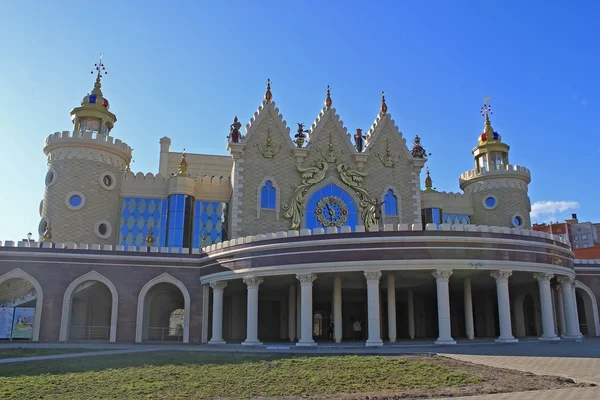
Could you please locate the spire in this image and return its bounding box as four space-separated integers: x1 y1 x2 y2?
265 78 273 102
90 53 107 96
478 98 501 143
177 149 188 176
380 91 388 115
325 85 332 109
424 168 434 192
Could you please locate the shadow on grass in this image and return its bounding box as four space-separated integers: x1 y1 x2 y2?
0 351 296 377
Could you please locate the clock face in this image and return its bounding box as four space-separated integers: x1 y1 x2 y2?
315 196 348 227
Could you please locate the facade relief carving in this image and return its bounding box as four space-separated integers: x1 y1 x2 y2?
255 128 283 159
375 137 401 168
318 133 344 163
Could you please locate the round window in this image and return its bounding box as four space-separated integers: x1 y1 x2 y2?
69 195 82 207
38 217 49 236
94 220 112 239
45 169 57 187
99 172 116 190
512 215 523 228
482 195 498 210
65 192 86 210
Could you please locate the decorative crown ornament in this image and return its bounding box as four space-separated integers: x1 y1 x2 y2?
410 135 431 158
255 128 282 158
318 133 343 163
376 137 399 167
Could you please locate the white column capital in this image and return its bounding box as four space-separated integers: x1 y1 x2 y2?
432 269 453 281
491 270 512 282
557 276 575 287
364 270 382 282
210 281 228 291
296 273 317 285
533 272 554 283
243 277 263 287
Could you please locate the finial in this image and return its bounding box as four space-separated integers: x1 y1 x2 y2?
90 53 107 95
410 135 431 158
325 85 332 109
177 149 188 176
425 168 433 191
265 78 273 102
201 233 207 248
380 91 388 115
145 226 155 246
295 123 308 147
480 98 494 136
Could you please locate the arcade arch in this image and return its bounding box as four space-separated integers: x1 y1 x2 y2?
135 273 190 343
0 269 43 341
59 271 118 342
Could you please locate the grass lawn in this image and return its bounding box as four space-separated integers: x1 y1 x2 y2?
0 347 100 359
0 352 584 399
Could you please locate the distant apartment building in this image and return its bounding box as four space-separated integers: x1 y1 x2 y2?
533 214 599 250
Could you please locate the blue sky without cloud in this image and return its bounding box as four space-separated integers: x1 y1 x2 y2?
0 0 598 240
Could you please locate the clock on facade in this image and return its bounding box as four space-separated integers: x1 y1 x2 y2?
315 196 348 227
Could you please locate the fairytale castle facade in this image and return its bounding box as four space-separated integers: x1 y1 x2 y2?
1 68 599 346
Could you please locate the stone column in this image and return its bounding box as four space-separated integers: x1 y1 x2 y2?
288 284 296 342
242 277 263 345
333 276 342 343
557 277 582 339
433 270 456 344
556 286 566 336
365 271 383 346
408 289 415 339
464 278 475 340
387 274 397 343
572 285 583 337
208 281 227 344
491 271 518 343
533 273 559 341
296 273 317 346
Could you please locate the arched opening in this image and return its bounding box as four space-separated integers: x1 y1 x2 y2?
523 294 537 336
304 180 360 231
575 283 599 336
0 269 43 341
136 274 191 343
143 283 185 342
69 281 113 341
60 271 118 342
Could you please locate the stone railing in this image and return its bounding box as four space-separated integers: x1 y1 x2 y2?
0 223 570 256
459 164 531 182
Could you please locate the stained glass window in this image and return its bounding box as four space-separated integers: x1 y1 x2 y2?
260 181 276 209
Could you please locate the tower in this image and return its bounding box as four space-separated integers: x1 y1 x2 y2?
39 57 132 244
459 101 532 228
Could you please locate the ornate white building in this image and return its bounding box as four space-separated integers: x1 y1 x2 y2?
0 67 599 345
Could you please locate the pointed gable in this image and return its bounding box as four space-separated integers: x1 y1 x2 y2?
364 112 413 160
242 100 295 150
305 107 356 154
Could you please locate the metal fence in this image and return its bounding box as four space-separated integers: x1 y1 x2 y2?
147 326 183 342
69 325 110 341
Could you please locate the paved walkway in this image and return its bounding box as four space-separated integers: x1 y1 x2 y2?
435 387 600 400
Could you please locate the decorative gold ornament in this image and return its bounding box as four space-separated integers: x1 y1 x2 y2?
424 168 435 192
145 226 155 246
316 196 348 227
336 161 376 231
265 78 272 102
255 128 283 158
295 123 308 148
42 225 53 242
283 160 329 229
376 137 399 167
380 91 388 115
177 149 188 176
318 133 343 163
325 85 332 109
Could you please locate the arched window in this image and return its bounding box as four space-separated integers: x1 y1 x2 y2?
384 189 398 216
261 181 276 209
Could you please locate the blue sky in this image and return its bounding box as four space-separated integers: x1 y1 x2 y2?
0 0 598 240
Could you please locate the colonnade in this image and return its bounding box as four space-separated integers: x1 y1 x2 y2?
207 270 583 346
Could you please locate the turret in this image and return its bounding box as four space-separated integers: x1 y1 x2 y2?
459 101 531 228
39 57 132 245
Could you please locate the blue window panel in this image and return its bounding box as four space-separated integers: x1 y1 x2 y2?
432 209 441 225
261 181 276 209
442 214 471 225
192 200 228 247
305 183 358 231
119 198 167 247
384 190 398 216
